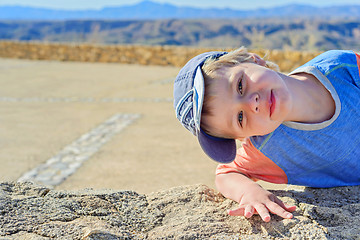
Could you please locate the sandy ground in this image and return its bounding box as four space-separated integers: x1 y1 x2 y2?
0 58 283 193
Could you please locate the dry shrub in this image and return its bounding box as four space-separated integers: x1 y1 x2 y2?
0 41 322 72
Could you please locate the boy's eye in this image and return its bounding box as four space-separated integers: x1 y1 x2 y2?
238 111 243 127
238 77 243 95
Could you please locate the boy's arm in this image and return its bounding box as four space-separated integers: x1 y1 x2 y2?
215 172 296 222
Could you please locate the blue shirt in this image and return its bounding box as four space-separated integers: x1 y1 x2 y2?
250 50 360 187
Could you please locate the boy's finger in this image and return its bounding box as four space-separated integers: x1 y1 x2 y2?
244 205 254 218
227 207 245 216
266 201 293 219
254 204 271 222
285 205 297 212
273 198 297 212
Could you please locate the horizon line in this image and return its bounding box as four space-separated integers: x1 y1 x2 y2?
0 1 359 11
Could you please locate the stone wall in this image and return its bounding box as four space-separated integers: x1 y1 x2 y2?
0 41 321 72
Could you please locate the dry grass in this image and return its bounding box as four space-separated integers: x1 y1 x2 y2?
0 41 322 72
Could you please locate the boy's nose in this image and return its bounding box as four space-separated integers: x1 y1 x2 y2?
244 93 260 113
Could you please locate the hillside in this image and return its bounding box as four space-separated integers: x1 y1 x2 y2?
1 19 360 51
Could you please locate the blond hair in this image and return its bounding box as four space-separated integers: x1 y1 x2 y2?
200 47 279 138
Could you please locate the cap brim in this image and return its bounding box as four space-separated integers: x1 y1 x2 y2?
193 67 205 130
198 129 236 163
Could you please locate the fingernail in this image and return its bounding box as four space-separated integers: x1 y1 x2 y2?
287 213 293 218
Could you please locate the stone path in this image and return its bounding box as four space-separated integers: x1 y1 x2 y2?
18 113 140 188
0 58 219 193
7 81 171 188
0 96 172 103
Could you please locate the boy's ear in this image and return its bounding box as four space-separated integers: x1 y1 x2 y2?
250 53 266 67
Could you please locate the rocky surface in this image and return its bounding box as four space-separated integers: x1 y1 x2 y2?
1 182 359 239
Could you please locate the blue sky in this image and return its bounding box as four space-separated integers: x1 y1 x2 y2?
0 0 359 10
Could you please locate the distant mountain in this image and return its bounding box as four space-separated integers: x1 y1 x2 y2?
1 18 360 51
0 1 360 20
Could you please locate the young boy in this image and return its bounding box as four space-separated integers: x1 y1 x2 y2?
173 47 360 222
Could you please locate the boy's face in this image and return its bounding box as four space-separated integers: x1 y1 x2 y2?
202 62 293 139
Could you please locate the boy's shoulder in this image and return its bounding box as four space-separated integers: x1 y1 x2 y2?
298 50 358 78
302 50 356 69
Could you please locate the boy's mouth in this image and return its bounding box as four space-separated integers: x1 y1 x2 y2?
270 90 275 117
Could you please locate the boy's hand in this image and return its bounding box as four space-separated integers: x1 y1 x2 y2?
227 184 296 222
